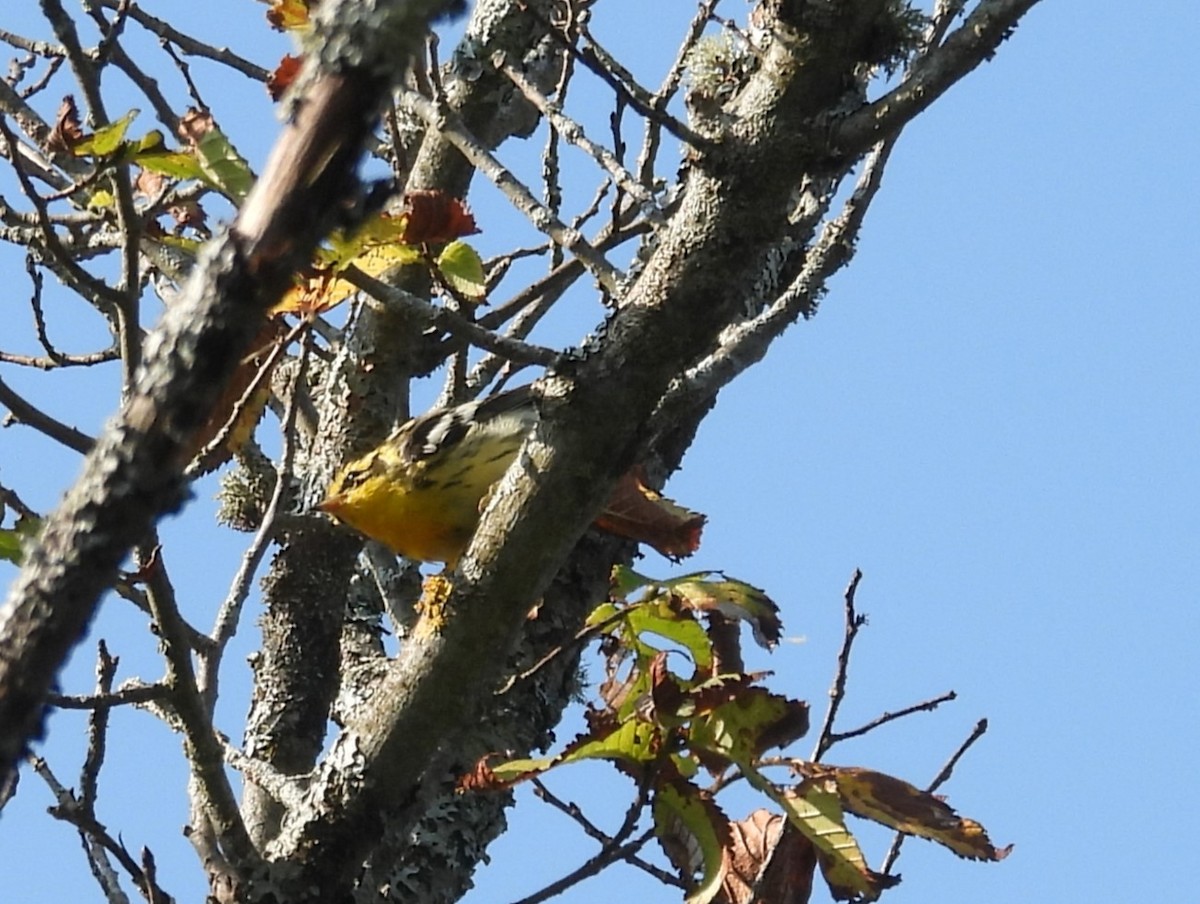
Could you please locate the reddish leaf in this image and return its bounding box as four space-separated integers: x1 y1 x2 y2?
267 54 304 101
649 651 688 722
400 190 479 244
595 467 706 561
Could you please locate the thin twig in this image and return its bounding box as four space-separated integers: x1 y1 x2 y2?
531 778 683 887
635 0 721 184
95 0 270 82
511 772 670 904
200 327 313 706
79 640 118 810
880 718 989 874
47 681 169 710
496 54 664 225
811 569 866 762
346 265 560 368
509 827 660 904
29 753 172 903
496 604 631 697
0 372 96 453
521 0 707 149
0 115 125 320
397 87 624 294
182 318 303 480
823 690 958 747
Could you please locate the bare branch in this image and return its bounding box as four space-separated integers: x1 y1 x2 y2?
496 54 664 225
47 681 168 710
347 265 560 368
94 0 270 82
398 87 624 294
832 0 1043 155
139 547 259 869
79 639 118 810
811 569 866 761
0 371 96 453
824 690 958 747
880 718 990 874
30 753 173 903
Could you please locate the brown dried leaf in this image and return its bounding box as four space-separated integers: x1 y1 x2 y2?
134 167 167 199
170 202 207 230
595 467 706 560
796 763 1012 862
185 319 288 473
46 95 83 153
176 108 214 148
723 811 817 904
267 54 304 101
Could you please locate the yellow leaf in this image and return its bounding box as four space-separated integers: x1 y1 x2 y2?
435 240 486 300
797 763 1013 862
653 781 729 904
72 109 139 157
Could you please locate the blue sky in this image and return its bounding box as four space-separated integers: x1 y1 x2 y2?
2 1 1198 902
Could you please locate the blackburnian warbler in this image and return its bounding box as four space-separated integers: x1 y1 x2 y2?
318 387 537 565
319 386 706 566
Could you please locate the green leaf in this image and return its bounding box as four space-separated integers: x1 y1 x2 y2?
0 515 42 566
476 716 662 791
436 240 486 299
623 599 713 671
72 109 139 157
132 129 167 154
194 126 255 203
328 212 410 262
564 717 661 765
86 189 115 210
653 781 729 904
689 686 809 765
611 564 657 600
670 574 783 649
0 529 23 565
135 150 207 182
741 764 888 902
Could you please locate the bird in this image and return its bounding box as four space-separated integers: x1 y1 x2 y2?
318 385 705 566
317 386 538 566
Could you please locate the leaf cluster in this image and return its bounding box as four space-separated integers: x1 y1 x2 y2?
468 568 1008 903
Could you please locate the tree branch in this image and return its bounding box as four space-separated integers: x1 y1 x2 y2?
831 0 1043 156
0 0 464 800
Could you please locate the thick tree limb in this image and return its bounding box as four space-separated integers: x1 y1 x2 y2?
259 5 1044 899
0 0 463 807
